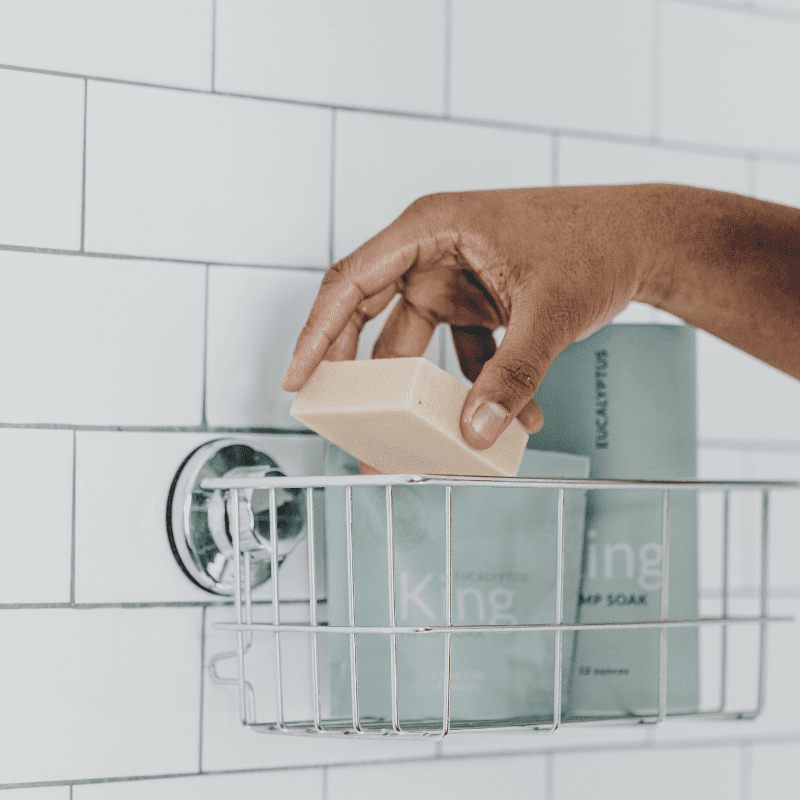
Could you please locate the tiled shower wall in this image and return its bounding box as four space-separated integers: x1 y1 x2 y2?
1 1 800 797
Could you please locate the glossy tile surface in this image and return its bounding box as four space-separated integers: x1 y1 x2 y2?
84 82 332 266
0 607 201 784
0 428 73 604
0 70 84 249
215 0 446 114
0 1 213 89
0 251 205 425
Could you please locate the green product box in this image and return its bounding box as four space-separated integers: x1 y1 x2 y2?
324 443 589 728
529 323 699 719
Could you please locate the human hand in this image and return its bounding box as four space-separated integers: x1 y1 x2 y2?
282 186 660 466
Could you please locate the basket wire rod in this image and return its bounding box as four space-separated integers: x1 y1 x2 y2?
305 487 322 732
242 549 257 722
269 487 286 731
345 486 361 732
386 485 401 732
440 484 453 739
230 489 248 725
550 488 566 733
657 488 671 725
717 490 731 713
756 490 770 715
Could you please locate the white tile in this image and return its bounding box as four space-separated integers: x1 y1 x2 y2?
749 451 800 591
0 429 73 604
756 160 800 208
647 596 800 743
0 1 213 89
0 70 83 249
0 251 205 426
757 0 800 13
0 607 201 784
206 267 323 428
74 432 325 603
559 138 750 193
202 604 436 770
84 82 332 266
328 754 546 800
752 741 800 800
450 0 653 136
552 745 741 799
697 329 800 442
438 722 652 757
661 3 800 153
75 769 323 800
215 0 446 114
0 790 70 800
334 111 552 261
697 448 762 594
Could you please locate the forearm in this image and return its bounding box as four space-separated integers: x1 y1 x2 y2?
637 184 800 380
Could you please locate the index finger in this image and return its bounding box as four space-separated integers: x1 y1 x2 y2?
281 214 422 392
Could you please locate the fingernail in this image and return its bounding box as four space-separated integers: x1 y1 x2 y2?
281 360 296 388
470 401 508 444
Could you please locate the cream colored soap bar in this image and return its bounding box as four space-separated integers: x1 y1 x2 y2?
290 357 527 476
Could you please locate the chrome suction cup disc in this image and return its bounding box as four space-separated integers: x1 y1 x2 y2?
166 438 307 595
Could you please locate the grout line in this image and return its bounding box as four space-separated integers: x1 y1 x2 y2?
69 786 73 800
652 0 663 141
80 79 88 251
698 437 800 453
1 62 800 165
544 750 554 800
0 599 327 610
70 430 77 605
2 734 799 791
668 0 800 25
741 740 753 800
551 134 560 187
329 110 337 266
321 766 328 800
4 423 800 456
199 604 207 773
0 241 329 271
201 265 210 428
443 0 453 117
210 0 217 92
0 421 320 433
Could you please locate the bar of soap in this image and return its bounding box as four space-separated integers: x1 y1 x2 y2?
290 357 527 476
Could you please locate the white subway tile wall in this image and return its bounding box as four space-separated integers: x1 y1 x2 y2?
0 251 206 426
0 429 73 603
1 1 799 797
0 1 213 89
214 0 447 114
0 70 84 250
660 2 800 153
450 0 654 136
84 82 332 266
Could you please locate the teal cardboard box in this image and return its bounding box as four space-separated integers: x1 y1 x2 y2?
529 324 699 719
324 444 590 727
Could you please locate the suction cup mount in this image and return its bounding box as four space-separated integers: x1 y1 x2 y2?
166 438 307 595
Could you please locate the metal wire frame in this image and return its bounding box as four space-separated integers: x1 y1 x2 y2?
204 474 798 739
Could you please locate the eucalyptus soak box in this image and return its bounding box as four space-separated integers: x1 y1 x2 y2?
324 443 590 727
528 323 699 719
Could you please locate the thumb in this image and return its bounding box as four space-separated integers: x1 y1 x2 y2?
460 310 565 450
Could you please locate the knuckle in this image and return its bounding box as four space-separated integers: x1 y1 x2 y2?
494 357 543 401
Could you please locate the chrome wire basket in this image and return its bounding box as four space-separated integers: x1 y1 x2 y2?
201 472 798 739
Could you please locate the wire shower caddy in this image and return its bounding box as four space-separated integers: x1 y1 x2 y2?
201 472 798 739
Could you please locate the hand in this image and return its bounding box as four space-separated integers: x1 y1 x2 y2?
282 185 658 461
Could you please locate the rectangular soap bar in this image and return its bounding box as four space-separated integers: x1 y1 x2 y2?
290 357 527 476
